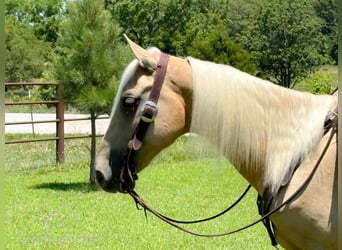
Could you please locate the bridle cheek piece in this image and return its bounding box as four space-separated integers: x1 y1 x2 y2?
118 53 170 193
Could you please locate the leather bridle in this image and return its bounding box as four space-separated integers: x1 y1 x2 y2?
119 52 170 193
118 52 338 241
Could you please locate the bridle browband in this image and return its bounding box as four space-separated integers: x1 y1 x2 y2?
117 52 338 241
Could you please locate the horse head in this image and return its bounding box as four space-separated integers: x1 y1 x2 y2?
95 36 192 192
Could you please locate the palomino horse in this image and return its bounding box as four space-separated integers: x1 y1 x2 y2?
95 36 338 249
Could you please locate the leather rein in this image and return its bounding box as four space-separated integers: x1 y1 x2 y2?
118 52 338 238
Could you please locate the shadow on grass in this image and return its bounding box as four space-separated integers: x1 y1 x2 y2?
32 181 100 192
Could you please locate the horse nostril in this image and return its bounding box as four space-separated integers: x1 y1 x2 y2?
95 169 118 192
95 170 105 185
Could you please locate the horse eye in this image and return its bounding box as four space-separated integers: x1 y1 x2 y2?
122 96 139 108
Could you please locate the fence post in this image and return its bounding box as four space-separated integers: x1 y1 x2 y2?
56 84 65 163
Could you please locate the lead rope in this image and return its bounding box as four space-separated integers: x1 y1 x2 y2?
130 184 251 225
128 122 337 237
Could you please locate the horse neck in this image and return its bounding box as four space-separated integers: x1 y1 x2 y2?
188 57 336 194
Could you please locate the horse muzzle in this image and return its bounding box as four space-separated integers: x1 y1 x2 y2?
95 168 119 193
95 150 138 193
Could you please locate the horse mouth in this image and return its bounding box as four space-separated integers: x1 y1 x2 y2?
95 170 119 193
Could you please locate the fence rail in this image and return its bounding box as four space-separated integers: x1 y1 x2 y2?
5 82 109 163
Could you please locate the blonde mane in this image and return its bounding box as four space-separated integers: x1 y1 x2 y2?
187 57 335 194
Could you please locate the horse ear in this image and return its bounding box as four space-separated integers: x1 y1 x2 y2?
124 34 158 71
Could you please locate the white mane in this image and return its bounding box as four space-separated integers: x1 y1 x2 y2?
187 57 336 194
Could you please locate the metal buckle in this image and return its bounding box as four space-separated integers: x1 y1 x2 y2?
140 101 158 123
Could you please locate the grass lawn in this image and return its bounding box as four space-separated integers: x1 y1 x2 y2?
5 135 280 249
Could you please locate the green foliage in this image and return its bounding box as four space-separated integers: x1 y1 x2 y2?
5 0 337 93
107 0 231 56
5 16 52 82
243 0 330 87
314 0 338 63
5 0 337 99
37 85 56 106
106 0 256 73
5 0 65 44
295 67 336 94
77 83 118 115
188 23 256 74
5 0 64 83
226 0 260 38
52 0 131 115
107 0 336 85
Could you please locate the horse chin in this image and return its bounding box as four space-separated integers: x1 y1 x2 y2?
100 184 119 193
95 170 119 193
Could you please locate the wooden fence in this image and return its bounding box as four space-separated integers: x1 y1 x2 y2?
4 82 109 163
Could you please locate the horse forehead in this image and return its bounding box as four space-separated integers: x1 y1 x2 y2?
119 75 153 101
133 74 154 89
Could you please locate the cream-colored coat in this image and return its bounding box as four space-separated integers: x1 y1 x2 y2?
95 36 338 249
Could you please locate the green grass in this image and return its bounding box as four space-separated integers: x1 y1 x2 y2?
5 135 279 250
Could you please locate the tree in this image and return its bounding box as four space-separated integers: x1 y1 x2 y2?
105 0 255 72
226 0 262 41
105 0 231 56
5 0 64 83
52 0 131 183
314 0 337 64
187 23 256 74
5 16 52 82
5 0 65 44
244 0 328 88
